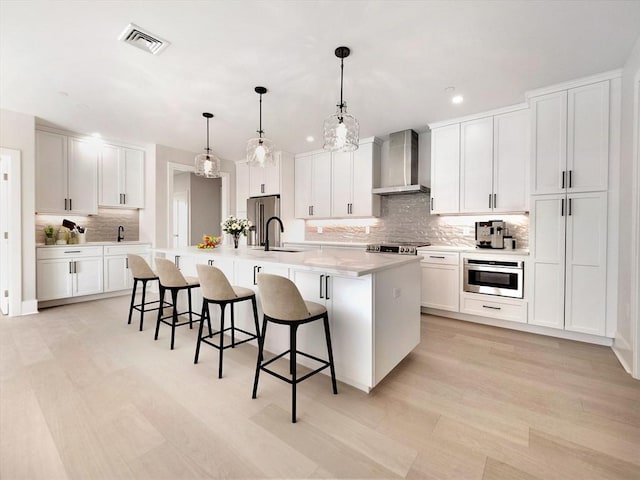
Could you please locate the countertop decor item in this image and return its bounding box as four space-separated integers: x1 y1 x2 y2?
197 235 221 249
323 46 359 152
44 224 55 245
221 216 251 249
246 86 275 167
194 112 221 178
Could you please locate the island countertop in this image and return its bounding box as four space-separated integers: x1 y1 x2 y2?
153 245 421 277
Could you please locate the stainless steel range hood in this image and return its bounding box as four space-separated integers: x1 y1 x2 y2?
372 129 429 195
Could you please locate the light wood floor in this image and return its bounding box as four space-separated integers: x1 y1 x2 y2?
1 295 639 480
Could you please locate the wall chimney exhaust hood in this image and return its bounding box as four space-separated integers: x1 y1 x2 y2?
372 129 429 195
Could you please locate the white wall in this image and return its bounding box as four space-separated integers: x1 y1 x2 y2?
614 34 640 372
0 109 37 314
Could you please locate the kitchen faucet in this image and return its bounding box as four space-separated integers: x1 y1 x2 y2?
117 225 124 242
264 216 284 251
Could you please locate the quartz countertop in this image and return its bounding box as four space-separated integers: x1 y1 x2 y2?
154 245 420 277
36 241 150 247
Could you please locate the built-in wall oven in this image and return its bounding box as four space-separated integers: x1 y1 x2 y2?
463 258 524 299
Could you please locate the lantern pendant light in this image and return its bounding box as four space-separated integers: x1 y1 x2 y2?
323 46 359 152
247 86 275 167
195 112 221 178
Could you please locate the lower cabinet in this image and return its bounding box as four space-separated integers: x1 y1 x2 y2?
419 251 459 312
37 246 104 301
103 244 150 292
459 293 527 323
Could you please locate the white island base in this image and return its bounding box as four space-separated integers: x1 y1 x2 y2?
154 246 421 392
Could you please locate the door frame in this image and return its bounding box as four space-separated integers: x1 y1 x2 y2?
0 148 22 317
166 162 229 247
172 189 190 247
632 73 640 379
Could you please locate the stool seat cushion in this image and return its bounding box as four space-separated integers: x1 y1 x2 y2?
232 286 255 300
184 276 200 287
304 300 327 318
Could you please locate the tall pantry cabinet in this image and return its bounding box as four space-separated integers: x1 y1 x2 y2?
528 77 617 336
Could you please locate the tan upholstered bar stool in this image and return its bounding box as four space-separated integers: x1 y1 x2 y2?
194 264 261 379
252 273 337 423
154 257 202 350
126 254 169 331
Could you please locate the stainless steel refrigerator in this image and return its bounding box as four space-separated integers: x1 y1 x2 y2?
247 195 281 248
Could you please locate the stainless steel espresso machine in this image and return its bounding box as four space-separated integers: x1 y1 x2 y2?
475 220 506 249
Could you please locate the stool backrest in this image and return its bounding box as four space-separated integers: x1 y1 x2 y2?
257 273 310 320
127 254 156 280
196 264 237 301
154 257 188 287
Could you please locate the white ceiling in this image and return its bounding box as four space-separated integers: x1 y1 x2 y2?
2 0 640 161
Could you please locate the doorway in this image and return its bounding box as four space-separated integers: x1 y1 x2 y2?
172 190 189 247
0 148 22 317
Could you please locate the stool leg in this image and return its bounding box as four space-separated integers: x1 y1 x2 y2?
323 314 338 394
291 323 298 423
139 279 148 331
230 303 236 347
207 304 213 336
218 303 226 379
127 278 138 325
188 288 194 329
154 286 165 341
250 296 261 362
252 318 268 399
194 300 207 364
170 289 179 350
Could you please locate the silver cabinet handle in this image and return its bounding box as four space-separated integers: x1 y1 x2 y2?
174 255 180 269
429 255 445 259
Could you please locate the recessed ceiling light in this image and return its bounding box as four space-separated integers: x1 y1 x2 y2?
444 86 455 93
91 132 101 138
452 95 464 104
306 136 315 142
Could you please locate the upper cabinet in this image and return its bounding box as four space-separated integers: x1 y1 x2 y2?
431 107 529 215
530 80 609 195
36 130 98 215
248 156 280 196
99 144 145 208
295 151 332 218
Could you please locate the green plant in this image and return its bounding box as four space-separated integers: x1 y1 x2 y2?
44 224 55 237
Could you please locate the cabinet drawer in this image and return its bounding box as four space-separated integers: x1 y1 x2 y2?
104 244 150 256
420 251 459 265
461 295 527 323
37 246 103 259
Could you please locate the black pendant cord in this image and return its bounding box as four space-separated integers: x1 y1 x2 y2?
339 56 345 113
206 117 210 153
258 93 264 139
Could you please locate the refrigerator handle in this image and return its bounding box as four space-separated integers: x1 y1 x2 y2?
258 202 265 246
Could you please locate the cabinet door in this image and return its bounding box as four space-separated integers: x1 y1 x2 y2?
331 151 353 217
73 257 103 296
35 131 67 214
311 152 332 218
294 156 312 218
291 270 331 361
37 259 73 301
530 91 567 195
235 161 249 217
351 142 380 217
67 137 98 214
430 124 460 214
567 81 609 193
99 144 121 207
460 117 493 213
104 255 129 292
248 165 265 197
564 192 607 335
529 194 566 329
123 148 145 208
263 159 280 196
420 264 459 312
493 109 530 212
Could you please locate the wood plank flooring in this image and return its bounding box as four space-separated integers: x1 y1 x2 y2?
1 296 639 479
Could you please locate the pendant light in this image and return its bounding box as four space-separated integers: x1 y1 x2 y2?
247 86 275 167
194 112 221 178
323 46 359 152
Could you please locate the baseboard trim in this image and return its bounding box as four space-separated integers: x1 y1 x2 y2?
612 336 633 374
20 300 39 316
38 290 130 309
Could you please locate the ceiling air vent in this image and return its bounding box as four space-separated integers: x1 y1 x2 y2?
119 23 170 55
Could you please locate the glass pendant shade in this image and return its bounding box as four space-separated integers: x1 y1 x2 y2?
195 151 221 178
323 103 359 152
246 137 275 167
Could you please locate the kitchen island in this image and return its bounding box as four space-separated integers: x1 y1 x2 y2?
153 246 421 392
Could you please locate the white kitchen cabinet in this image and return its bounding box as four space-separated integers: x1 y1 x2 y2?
430 124 460 214
330 139 381 217
419 251 459 312
530 80 609 195
103 244 150 292
235 161 249 217
529 191 607 335
460 294 527 323
459 110 529 213
294 151 332 218
99 144 145 208
37 246 103 301
249 156 280 196
36 131 98 215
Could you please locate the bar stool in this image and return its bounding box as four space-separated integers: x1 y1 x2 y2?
252 273 338 423
154 257 202 350
194 264 261 379
126 254 169 331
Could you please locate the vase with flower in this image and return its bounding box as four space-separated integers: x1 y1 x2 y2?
221 215 251 249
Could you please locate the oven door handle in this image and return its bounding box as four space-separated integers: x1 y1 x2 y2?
464 265 522 274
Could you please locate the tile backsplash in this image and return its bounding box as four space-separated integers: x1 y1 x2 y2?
304 193 529 248
35 208 140 244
